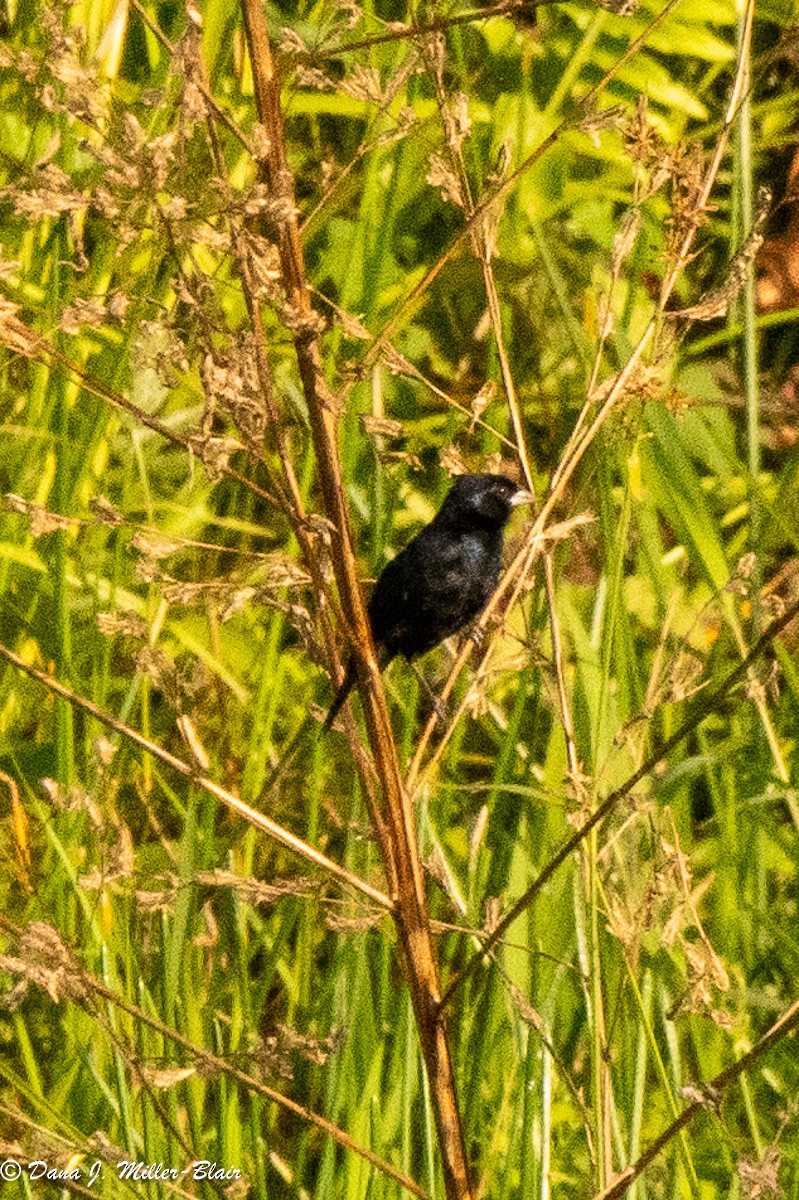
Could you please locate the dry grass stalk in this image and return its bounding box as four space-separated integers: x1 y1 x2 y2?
238 0 473 1194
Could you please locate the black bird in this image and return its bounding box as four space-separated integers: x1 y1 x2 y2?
323 473 531 730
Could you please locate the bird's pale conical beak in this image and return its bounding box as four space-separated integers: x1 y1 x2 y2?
510 489 535 507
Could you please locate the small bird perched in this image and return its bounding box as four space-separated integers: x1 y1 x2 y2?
323 473 532 730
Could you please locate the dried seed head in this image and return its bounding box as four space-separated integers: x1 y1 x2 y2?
737 1147 781 1200
339 66 383 104
612 208 642 275
670 188 772 323
5 493 73 537
427 153 464 209
623 97 662 167
361 414 404 439
668 651 704 703
90 496 124 526
597 0 639 11
0 922 90 1007
96 611 147 638
188 434 246 479
440 445 468 476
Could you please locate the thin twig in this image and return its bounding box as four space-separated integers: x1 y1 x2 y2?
544 550 580 778
440 592 799 1007
594 993 799 1200
238 2 474 1194
314 0 560 58
0 316 280 508
0 916 430 1200
405 0 754 782
340 0 685 390
128 0 252 153
0 642 393 912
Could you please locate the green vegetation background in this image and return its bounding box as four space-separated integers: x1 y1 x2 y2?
1 0 798 1197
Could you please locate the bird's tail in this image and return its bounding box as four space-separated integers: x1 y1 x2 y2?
322 656 357 732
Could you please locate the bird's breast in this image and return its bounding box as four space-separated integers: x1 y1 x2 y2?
367 524 504 661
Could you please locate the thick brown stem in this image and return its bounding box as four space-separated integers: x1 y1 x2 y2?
238 2 472 1194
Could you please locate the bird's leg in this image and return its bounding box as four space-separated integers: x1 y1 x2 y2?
469 621 489 653
409 661 447 721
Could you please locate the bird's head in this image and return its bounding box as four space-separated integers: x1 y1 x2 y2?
438 473 533 531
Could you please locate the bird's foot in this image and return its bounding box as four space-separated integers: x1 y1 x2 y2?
469 622 489 653
410 662 447 721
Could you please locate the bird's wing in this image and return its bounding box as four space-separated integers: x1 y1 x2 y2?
369 528 492 657
366 548 418 647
